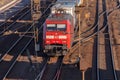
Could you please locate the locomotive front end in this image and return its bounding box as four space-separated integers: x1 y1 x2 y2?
44 20 72 56
43 0 76 56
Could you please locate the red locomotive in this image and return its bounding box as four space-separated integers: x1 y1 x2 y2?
43 0 81 56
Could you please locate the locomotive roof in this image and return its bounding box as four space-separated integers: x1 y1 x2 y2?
57 0 81 6
51 1 76 16
54 1 75 8
47 13 73 21
47 13 74 25
57 0 78 4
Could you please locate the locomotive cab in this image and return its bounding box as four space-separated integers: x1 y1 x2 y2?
43 13 74 56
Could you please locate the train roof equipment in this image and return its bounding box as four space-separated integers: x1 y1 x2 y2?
57 0 82 6
51 0 77 17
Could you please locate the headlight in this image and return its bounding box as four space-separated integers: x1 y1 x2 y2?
58 35 67 39
46 35 54 39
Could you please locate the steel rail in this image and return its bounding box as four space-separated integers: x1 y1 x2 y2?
2 1 56 77
0 5 30 27
97 0 118 80
103 0 117 79
11 24 31 31
76 1 120 40
0 24 33 79
80 5 119 37
71 0 118 57
2 35 33 80
71 0 118 79
74 3 120 43
3 19 46 79
99 5 119 17
35 58 49 80
107 16 118 80
53 56 63 80
1 23 34 79
104 1 118 80
39 56 63 80
0 23 31 38
74 24 107 43
4 21 49 79
72 25 108 57
35 2 60 79
96 0 100 80
0 9 31 35
9 5 30 20
1 0 57 79
93 0 117 79
0 24 33 62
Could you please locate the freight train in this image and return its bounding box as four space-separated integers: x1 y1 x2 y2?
43 0 81 56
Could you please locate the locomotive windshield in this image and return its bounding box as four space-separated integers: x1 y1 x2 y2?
47 24 56 31
47 24 66 31
57 24 66 31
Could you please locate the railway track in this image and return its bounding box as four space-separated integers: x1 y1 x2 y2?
0 5 31 35
1 20 44 79
92 0 119 80
35 57 49 80
0 1 57 79
2 22 43 79
0 24 33 79
72 1 120 69
0 4 33 79
0 5 28 23
0 4 31 57
3 38 33 80
53 57 63 80
107 0 120 79
74 0 120 44
37 56 63 80
0 24 31 58
0 6 32 59
0 5 30 24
